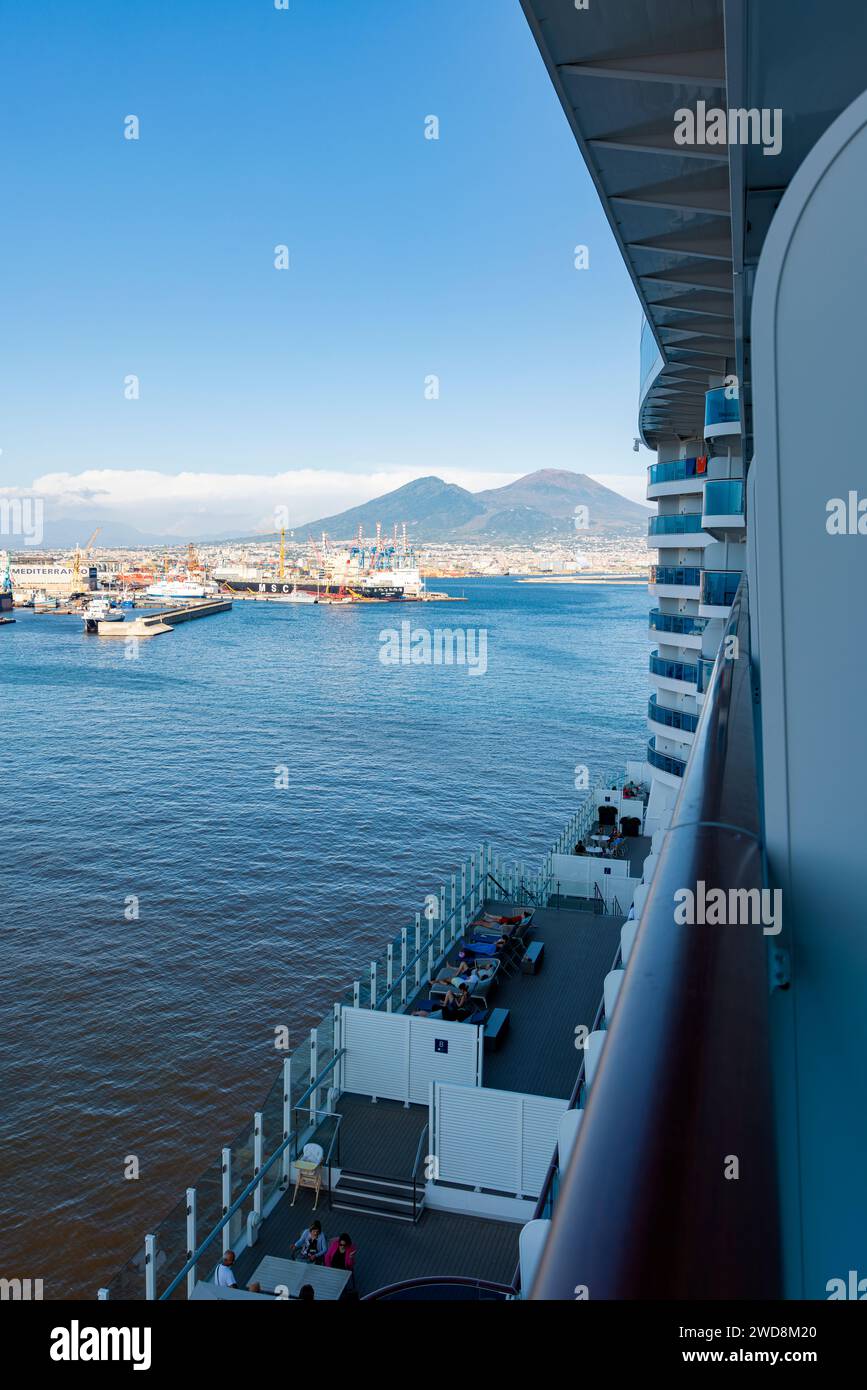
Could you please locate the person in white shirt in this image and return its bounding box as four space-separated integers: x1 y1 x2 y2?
215 1251 237 1287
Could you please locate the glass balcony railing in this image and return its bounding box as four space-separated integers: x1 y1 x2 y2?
648 609 708 637
647 698 699 734
648 457 707 486
647 736 687 777
697 657 716 693
649 650 699 685
640 317 664 404
648 514 704 536
703 479 745 517
701 570 741 608
704 387 741 433
649 565 702 588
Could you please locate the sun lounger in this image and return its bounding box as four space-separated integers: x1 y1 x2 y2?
429 960 500 1002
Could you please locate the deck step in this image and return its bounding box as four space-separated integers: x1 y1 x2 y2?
331 1170 424 1222
336 1170 415 1197
329 1200 418 1223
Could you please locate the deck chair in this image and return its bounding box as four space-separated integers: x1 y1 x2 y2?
291 1142 324 1210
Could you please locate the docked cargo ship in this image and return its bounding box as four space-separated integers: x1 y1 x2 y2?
217 532 426 603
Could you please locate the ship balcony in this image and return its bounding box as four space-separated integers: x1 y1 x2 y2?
704 386 741 441
699 569 742 617
647 735 687 781
702 480 745 537
648 609 708 651
647 697 699 743
646 514 710 550
649 650 699 694
648 565 702 600
646 457 707 501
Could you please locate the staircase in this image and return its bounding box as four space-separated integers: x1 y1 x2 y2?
331 1169 423 1223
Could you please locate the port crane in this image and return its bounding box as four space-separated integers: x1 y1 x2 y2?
71 527 101 591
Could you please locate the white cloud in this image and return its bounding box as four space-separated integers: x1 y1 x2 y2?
4 467 523 537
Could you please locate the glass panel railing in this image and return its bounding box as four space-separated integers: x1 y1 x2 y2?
647 698 699 734
649 566 702 588
648 514 704 536
697 657 716 694
649 651 698 685
701 570 741 608
647 736 687 777
704 387 741 431
640 316 664 403
648 609 708 637
703 479 744 516
647 457 707 486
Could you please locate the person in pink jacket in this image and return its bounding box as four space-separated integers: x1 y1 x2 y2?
324 1233 357 1271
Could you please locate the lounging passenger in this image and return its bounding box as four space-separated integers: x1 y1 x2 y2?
440 984 471 1021
574 840 587 855
431 960 483 992
290 1220 327 1263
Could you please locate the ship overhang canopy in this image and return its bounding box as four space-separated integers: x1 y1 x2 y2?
520 0 733 446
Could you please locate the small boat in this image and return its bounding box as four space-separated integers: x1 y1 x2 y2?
32 590 58 613
82 597 125 632
270 586 319 605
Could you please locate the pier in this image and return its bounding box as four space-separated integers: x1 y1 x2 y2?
95 598 232 637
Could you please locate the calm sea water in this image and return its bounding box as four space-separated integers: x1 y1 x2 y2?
1 578 648 1298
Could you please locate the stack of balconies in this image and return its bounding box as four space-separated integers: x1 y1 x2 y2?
645 386 745 810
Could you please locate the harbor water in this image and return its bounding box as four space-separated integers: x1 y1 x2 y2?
1 578 648 1297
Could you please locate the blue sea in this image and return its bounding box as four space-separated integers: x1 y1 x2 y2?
1 578 648 1297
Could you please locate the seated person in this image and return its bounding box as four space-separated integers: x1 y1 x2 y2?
574 840 587 855
440 984 471 1021
324 1233 357 1271
290 1220 327 1263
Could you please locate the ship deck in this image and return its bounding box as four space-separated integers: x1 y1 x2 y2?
231 904 624 1299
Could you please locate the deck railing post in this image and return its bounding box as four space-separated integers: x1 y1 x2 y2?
470 853 476 912
145 1234 156 1301
427 912 434 981
386 944 394 1013
369 963 377 1009
333 1004 342 1090
221 1148 232 1254
282 1058 293 1182
353 980 361 1009
414 913 421 987
309 1029 319 1121
439 885 446 949
400 928 408 1007
253 1113 264 1221
450 874 457 942
186 1188 197 1298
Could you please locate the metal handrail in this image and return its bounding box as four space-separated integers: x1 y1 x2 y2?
530 578 781 1300
411 1123 430 1223
158 1049 346 1301
362 1275 516 1302
512 948 615 1292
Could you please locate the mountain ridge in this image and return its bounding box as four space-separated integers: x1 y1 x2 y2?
286 469 648 543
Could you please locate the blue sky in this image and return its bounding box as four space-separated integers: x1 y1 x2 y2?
0 0 647 535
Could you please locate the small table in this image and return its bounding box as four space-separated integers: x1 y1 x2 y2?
585 846 604 856
249 1255 352 1301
